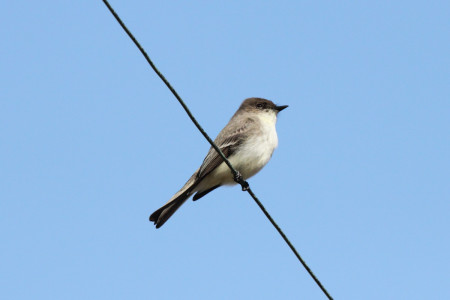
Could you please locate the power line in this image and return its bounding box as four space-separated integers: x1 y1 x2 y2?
101 1 333 299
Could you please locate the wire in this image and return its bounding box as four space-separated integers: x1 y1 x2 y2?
102 1 333 299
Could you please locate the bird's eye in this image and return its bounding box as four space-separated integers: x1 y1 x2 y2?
256 103 264 109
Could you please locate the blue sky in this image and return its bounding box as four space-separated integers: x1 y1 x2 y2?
1 1 449 299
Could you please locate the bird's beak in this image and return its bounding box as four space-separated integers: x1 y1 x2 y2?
275 105 288 112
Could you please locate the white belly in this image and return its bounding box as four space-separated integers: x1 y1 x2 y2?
206 113 278 187
231 125 278 178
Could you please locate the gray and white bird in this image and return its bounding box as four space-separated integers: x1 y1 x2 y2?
150 97 288 228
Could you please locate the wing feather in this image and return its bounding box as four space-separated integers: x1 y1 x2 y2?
197 117 256 179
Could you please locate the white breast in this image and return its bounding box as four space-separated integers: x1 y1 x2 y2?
199 110 280 189
229 111 278 180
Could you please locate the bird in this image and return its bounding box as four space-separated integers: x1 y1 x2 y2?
149 97 288 228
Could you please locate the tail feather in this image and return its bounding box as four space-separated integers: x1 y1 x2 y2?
149 192 192 228
149 172 198 228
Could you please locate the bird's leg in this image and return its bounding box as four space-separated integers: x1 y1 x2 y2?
234 171 250 191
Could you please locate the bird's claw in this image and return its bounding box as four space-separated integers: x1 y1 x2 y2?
234 171 249 191
234 171 243 183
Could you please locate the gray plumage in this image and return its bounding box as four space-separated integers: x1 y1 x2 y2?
149 97 287 228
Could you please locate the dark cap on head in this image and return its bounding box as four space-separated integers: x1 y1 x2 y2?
239 97 288 113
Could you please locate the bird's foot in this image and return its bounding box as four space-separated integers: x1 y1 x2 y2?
234 171 249 191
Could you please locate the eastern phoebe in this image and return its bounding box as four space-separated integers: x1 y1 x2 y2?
150 97 288 228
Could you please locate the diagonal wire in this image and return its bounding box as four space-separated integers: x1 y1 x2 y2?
101 1 333 299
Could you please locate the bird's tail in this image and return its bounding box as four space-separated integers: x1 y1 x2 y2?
149 172 198 228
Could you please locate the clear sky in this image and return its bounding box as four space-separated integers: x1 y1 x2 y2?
1 1 449 299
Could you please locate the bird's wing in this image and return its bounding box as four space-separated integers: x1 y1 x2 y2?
196 117 256 180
